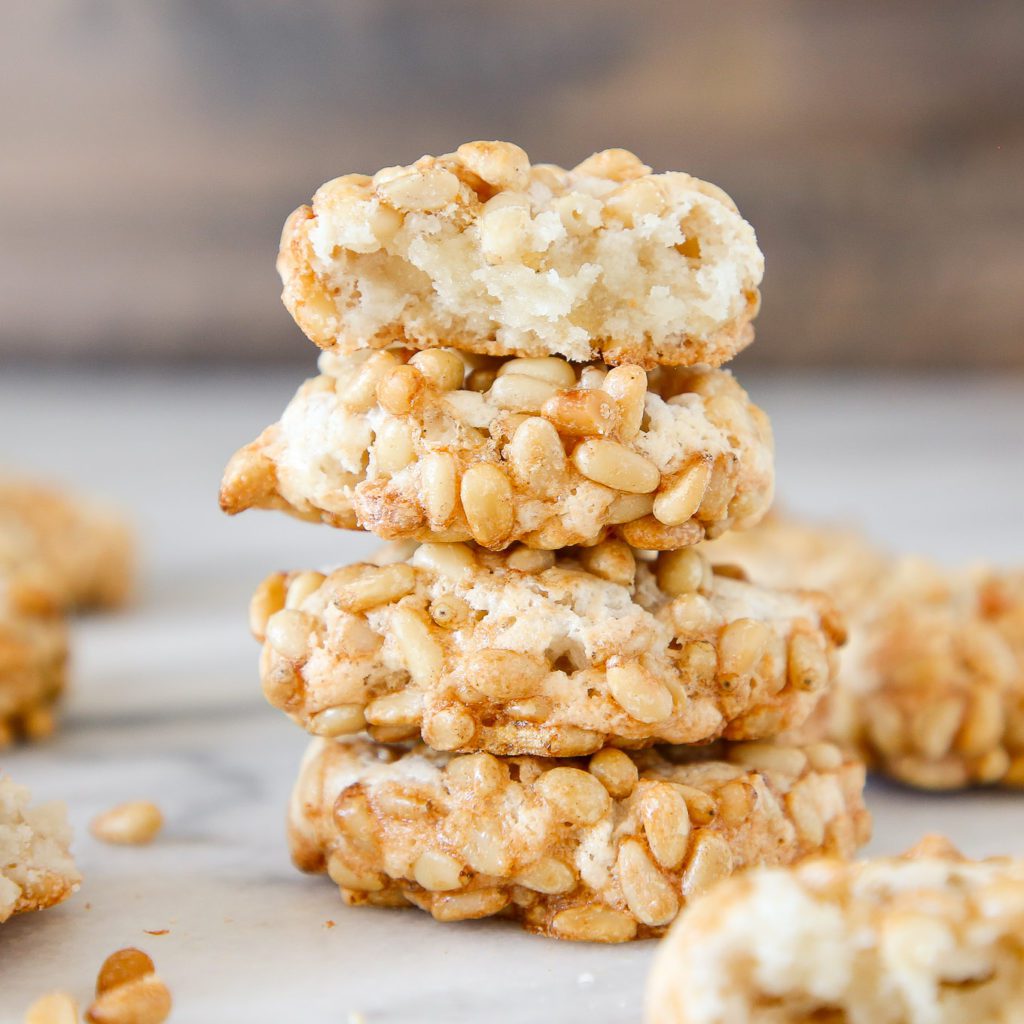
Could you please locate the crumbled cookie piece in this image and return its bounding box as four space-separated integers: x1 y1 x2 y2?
289 736 869 942
0 776 80 923
278 142 763 368
647 838 1024 1023
253 541 842 756
221 351 773 551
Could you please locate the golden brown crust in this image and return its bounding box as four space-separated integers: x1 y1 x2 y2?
647 840 1024 1023
220 351 774 551
277 142 763 369
0 479 134 616
289 736 869 942
252 541 842 756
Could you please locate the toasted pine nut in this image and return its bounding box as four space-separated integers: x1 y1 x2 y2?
572 440 660 494
90 802 163 846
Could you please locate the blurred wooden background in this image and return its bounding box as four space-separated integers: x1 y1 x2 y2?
2 1 1021 367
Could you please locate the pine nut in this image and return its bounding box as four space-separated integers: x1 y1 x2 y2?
516 857 576 894
333 564 417 613
377 364 424 415
618 515 704 550
411 541 477 578
675 784 718 826
698 457 738 519
339 351 400 411
541 389 618 436
508 417 567 495
588 748 639 799
327 853 384 892
680 832 734 900
537 767 611 826
409 349 465 391
496 356 576 387
376 166 461 211
719 619 771 678
463 649 548 701
488 373 559 413
607 659 673 723
85 975 172 1024
616 838 679 927
96 949 156 995
285 571 325 610
641 783 691 869
460 464 514 547
606 492 655 524
420 452 459 529
579 541 636 587
551 905 637 943
309 704 366 737
573 147 649 181
572 440 660 493
332 789 378 856
787 631 830 691
668 594 723 636
374 420 416 473
462 818 511 875
25 993 78 1024
413 850 465 891
431 888 510 921
957 688 1004 757
456 140 530 189
786 782 825 846
805 742 844 772
730 743 808 777
365 691 422 727
653 458 712 526
506 546 556 573
443 752 509 795
467 368 497 393
391 606 444 687
90 802 163 846
656 549 710 596
910 697 963 760
249 573 287 637
602 365 647 441
265 609 316 661
715 780 756 826
424 705 476 750
428 594 472 629
604 178 667 227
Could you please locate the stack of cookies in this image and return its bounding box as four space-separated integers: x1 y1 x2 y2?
221 142 870 941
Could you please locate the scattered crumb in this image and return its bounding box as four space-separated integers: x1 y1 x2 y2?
324 920 336 929
578 972 596 986
144 929 169 936
90 801 164 846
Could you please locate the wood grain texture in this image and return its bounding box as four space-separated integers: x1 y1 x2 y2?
1 1 1021 366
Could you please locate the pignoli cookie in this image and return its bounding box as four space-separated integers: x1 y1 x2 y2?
289 736 869 942
278 142 763 368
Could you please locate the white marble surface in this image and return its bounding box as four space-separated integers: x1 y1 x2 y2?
1 366 1023 1023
